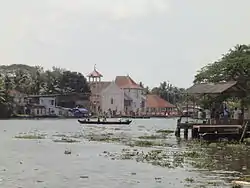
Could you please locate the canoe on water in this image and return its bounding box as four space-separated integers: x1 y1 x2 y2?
77 119 132 125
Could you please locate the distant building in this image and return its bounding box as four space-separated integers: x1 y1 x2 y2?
100 81 124 115
145 94 176 116
115 76 145 115
87 66 147 115
25 93 89 116
100 76 146 116
87 66 110 113
29 104 46 116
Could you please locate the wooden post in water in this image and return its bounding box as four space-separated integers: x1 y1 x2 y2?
175 127 181 137
184 128 188 139
240 121 248 143
191 127 198 139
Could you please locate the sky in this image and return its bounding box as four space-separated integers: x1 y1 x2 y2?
0 0 250 89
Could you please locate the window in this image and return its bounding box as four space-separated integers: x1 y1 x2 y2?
50 100 54 105
141 101 145 108
111 98 114 104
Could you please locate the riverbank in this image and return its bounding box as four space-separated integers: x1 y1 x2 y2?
1 114 180 120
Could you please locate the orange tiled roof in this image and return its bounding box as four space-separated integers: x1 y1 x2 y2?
146 94 175 108
115 76 142 89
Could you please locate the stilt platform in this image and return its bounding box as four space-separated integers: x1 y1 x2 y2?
175 117 250 141
176 124 242 140
192 124 242 140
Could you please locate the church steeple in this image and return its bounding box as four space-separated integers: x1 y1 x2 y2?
87 65 103 82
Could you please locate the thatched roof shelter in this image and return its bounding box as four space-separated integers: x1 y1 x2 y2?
185 81 244 95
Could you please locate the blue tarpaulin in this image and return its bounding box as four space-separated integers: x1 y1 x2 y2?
69 108 88 116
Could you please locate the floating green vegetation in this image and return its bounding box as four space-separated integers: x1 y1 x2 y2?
156 129 174 134
87 135 122 142
185 177 194 183
53 137 80 143
101 148 184 168
237 176 250 182
52 134 67 137
138 134 168 140
15 134 45 139
183 151 201 158
181 140 250 172
53 132 85 139
84 132 131 144
128 140 172 148
131 140 154 147
232 183 243 188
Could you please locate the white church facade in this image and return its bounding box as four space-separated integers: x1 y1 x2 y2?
87 67 146 115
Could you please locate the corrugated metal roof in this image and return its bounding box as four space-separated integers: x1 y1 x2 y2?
185 81 237 94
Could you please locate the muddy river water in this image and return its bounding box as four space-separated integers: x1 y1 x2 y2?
0 118 249 188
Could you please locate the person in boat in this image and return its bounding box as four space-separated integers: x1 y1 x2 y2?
103 116 107 122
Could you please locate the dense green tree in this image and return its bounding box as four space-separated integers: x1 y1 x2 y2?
0 75 13 118
0 64 90 95
0 64 91 118
151 81 184 104
194 44 250 107
194 44 250 85
58 71 90 93
0 75 3 90
12 69 29 93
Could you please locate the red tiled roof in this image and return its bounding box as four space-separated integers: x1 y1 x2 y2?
87 68 103 78
115 76 142 89
146 94 175 108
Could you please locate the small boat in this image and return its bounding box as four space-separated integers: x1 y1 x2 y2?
78 119 132 125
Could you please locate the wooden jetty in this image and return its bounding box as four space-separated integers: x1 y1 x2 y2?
175 116 248 141
176 81 250 141
192 124 242 140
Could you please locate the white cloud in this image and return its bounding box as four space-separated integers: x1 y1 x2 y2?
46 0 169 20
101 0 169 20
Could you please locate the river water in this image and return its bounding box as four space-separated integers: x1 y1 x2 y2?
0 118 248 188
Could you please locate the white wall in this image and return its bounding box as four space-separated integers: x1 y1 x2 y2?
101 82 124 113
31 108 46 116
123 88 144 112
39 97 56 115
